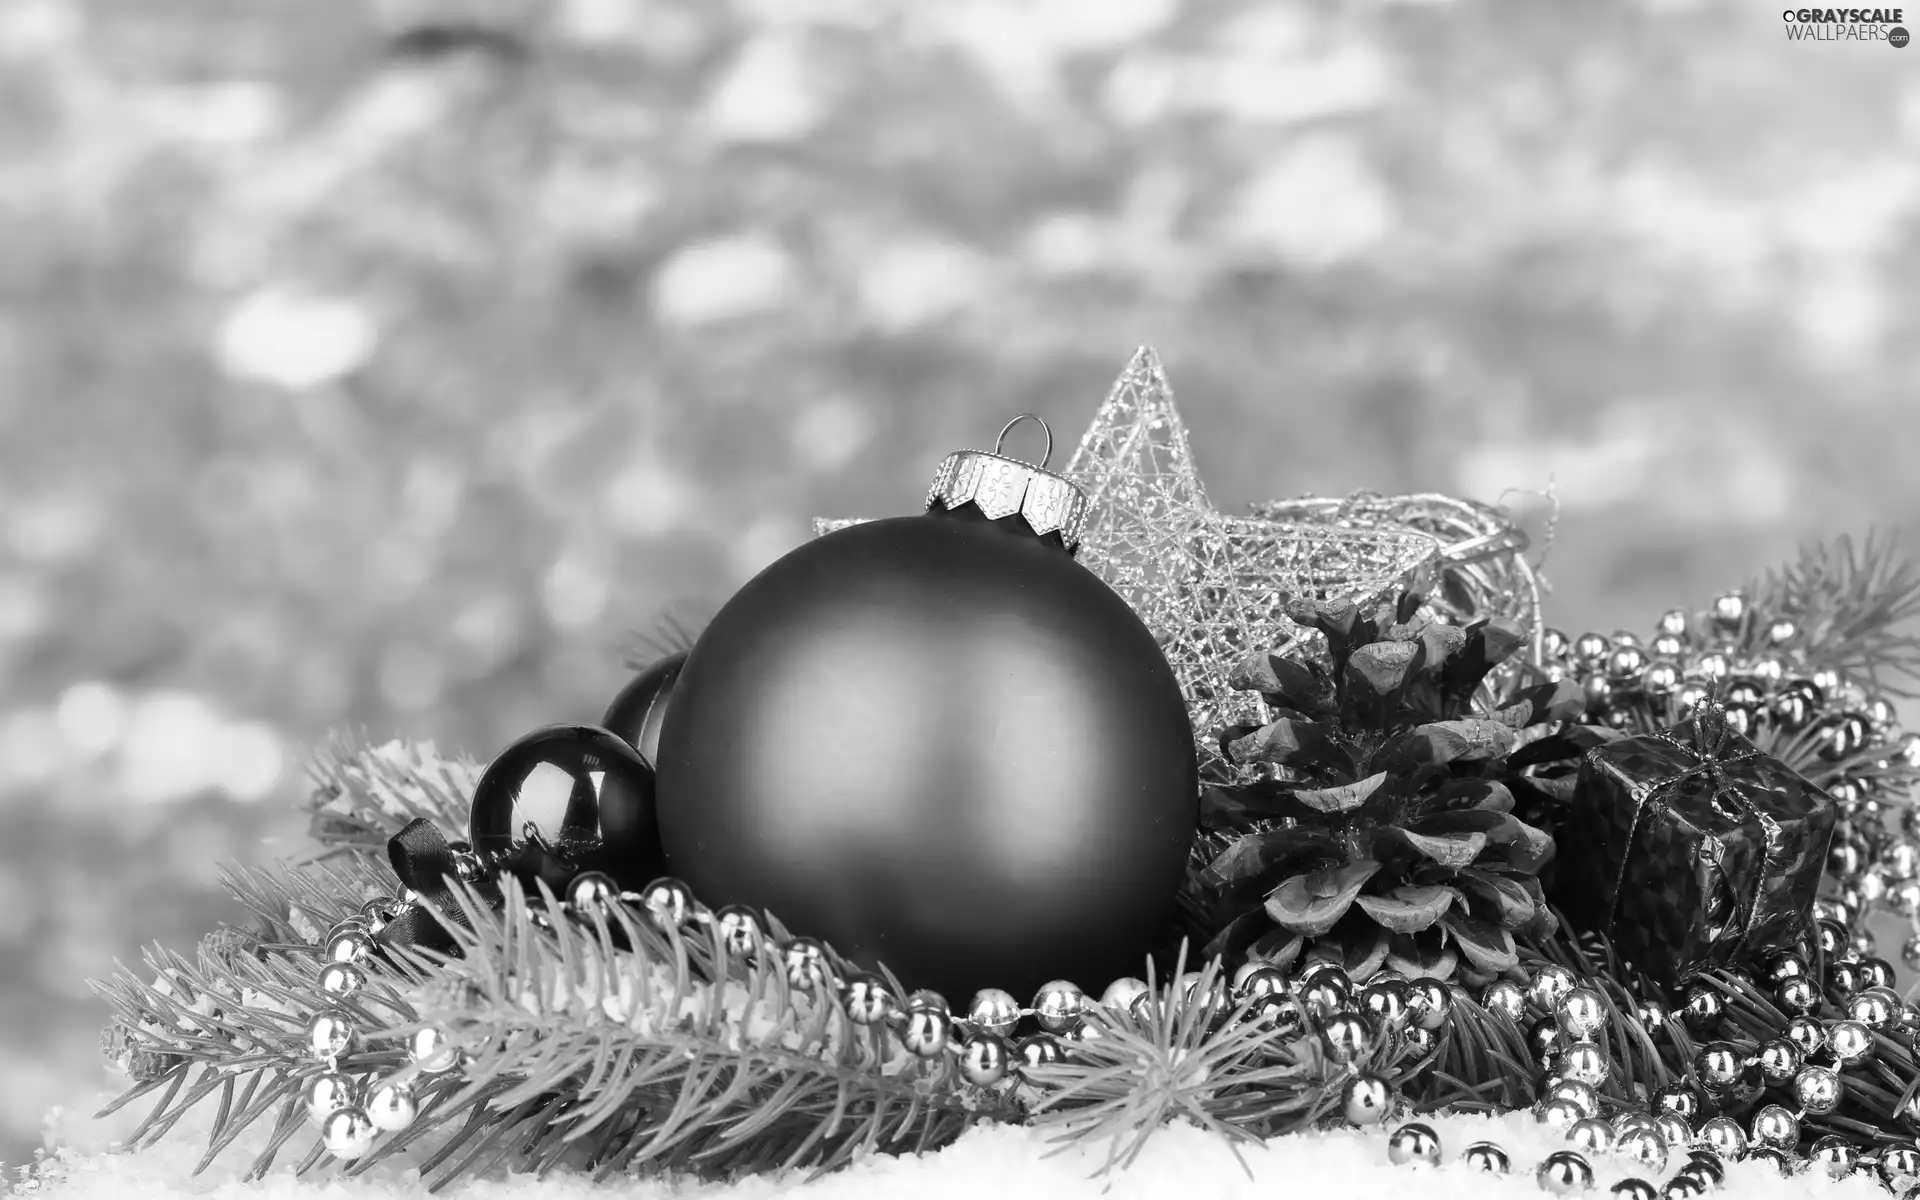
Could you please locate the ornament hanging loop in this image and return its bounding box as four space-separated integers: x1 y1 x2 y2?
994 414 1054 469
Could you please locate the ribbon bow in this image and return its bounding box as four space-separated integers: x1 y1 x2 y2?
1635 702 1774 945
376 818 497 956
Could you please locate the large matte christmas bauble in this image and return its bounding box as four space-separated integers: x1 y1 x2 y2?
602 651 687 766
655 424 1198 1003
469 724 663 892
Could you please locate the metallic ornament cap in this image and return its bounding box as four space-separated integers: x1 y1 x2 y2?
926 415 1089 553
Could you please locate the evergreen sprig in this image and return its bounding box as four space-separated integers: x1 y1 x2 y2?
1745 531 1920 698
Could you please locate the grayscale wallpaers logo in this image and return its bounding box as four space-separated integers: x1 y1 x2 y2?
1782 8 1909 42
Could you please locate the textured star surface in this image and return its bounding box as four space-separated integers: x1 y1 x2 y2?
815 348 1442 741
1064 348 1440 736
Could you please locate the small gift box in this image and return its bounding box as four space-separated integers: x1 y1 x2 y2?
1552 707 1838 988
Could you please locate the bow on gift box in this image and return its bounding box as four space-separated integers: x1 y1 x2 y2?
1561 698 1838 986
1632 706 1771 946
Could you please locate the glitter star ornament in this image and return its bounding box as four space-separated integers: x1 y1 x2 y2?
817 348 1442 739
1061 348 1439 735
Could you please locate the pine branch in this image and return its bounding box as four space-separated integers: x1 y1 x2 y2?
1024 951 1410 1177
1745 531 1920 698
303 736 480 857
357 880 1016 1187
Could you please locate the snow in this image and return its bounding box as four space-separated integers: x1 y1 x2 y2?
33 1083 1891 1200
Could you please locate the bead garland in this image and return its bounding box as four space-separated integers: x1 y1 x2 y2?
1550 595 1920 961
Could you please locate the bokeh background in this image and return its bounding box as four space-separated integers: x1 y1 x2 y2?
2 0 1918 1166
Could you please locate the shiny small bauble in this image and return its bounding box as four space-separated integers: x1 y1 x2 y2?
1828 838 1867 878
1538 1098 1586 1131
1851 987 1898 1029
1406 979 1452 1030
1102 975 1153 1014
1881 1146 1920 1181
1558 1042 1610 1087
1694 1042 1743 1090
1616 1128 1668 1173
1582 674 1613 714
1528 965 1577 1013
1691 652 1731 683
1400 1025 1437 1055
1793 1065 1842 1115
902 1007 953 1057
1386 1121 1440 1165
1904 935 1920 972
1344 1074 1394 1126
1360 977 1411 1029
1893 882 1920 921
365 1079 418 1132
1785 1014 1825 1055
565 871 620 913
714 905 765 956
1483 980 1527 1022
469 725 662 891
1017 1033 1065 1075
1301 978 1350 1018
308 1011 355 1061
317 962 365 1000
1829 1018 1876 1063
1542 628 1573 659
1641 662 1682 697
1660 1176 1705 1200
1656 609 1691 639
967 989 1021 1038
1544 1077 1601 1119
1567 1117 1617 1156
1887 843 1920 882
1682 1150 1727 1187
602 650 687 767
1033 980 1088 1034
1776 976 1817 1015
841 974 896 1026
1633 994 1669 1032
1462 1141 1510 1173
1656 1087 1701 1123
1680 984 1723 1029
1764 951 1807 983
782 937 831 992
1231 963 1285 1000
1573 632 1612 666
960 1032 1011 1086
320 1107 377 1159
1747 1146 1795 1176
637 877 695 926
303 1070 359 1123
1609 628 1643 648
1248 993 1307 1037
1611 1180 1658 1200
1556 987 1606 1039
406 1025 458 1073
1709 593 1748 634
1529 1017 1567 1068
1613 1111 1658 1136
1654 1113 1693 1152
1755 1038 1801 1084
326 929 374 965
655 433 1196 1004
1695 1117 1746 1161
1537 1149 1595 1195
1809 1135 1858 1176
1607 645 1648 682
1322 1013 1372 1063
1828 957 1868 1001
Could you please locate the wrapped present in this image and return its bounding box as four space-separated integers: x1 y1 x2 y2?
1552 707 1837 988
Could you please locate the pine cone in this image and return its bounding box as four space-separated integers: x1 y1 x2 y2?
1181 592 1583 983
